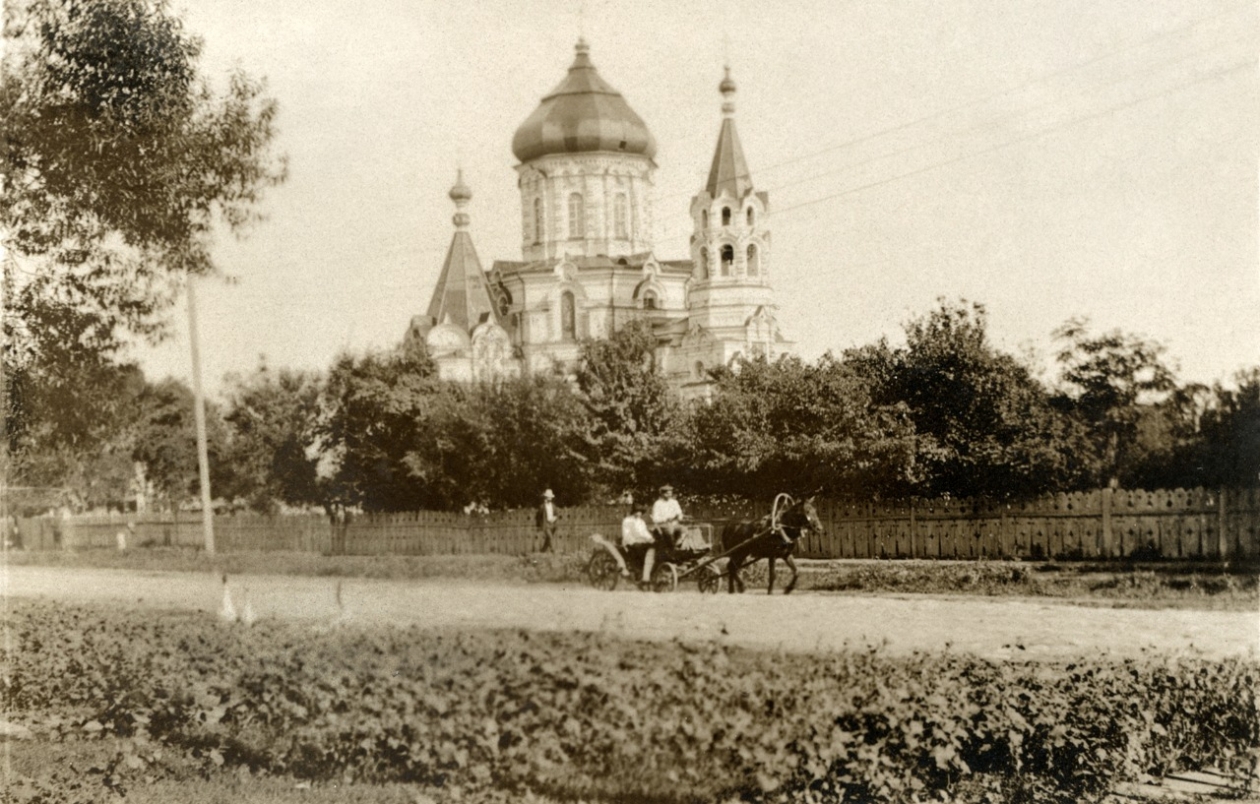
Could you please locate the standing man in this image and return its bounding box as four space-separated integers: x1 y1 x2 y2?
535 489 559 553
651 484 685 546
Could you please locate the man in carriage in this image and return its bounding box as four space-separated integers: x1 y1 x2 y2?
621 503 656 588
650 485 685 547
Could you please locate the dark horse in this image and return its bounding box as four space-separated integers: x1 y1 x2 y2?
720 495 825 594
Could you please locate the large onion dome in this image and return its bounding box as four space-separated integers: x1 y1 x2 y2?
511 39 657 163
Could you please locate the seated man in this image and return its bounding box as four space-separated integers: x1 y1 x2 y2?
651 484 685 547
621 503 656 587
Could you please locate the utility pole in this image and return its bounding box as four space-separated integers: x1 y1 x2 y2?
187 275 215 554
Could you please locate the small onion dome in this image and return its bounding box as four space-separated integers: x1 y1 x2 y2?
448 169 472 203
512 39 657 163
719 66 736 95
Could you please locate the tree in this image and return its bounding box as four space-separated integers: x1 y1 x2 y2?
321 343 596 511
2 0 286 484
1191 368 1260 488
574 320 678 493
1052 318 1178 486
681 354 917 499
128 377 230 511
404 375 596 510
851 300 1090 498
219 362 323 512
320 344 440 511
6 346 145 498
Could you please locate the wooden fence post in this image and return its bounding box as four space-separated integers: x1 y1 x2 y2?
1218 487 1228 558
909 499 917 559
1101 486 1113 558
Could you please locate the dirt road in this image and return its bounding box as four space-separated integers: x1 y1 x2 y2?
4 565 1256 660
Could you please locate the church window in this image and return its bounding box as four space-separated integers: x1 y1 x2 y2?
747 244 759 276
561 291 576 340
614 194 628 239
533 198 543 243
701 209 708 229
568 193 584 239
698 248 709 279
642 290 658 310
695 361 705 378
721 245 733 276
721 207 731 226
747 207 755 227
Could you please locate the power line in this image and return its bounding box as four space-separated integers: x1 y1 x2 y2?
765 34 1246 192
651 33 1253 244
768 60 1252 223
650 0 1253 208
641 57 1251 252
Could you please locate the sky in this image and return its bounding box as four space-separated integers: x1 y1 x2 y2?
134 0 1259 396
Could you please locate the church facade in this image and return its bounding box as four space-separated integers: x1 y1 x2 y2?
405 40 793 399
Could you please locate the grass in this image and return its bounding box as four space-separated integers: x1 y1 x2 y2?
800 558 1260 609
3 737 526 804
5 545 1257 609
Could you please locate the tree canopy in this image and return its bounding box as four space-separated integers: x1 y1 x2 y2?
849 300 1091 498
1051 318 1179 486
2 0 286 488
682 353 916 499
575 320 678 494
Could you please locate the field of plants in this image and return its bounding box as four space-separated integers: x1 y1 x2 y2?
4 601 1257 803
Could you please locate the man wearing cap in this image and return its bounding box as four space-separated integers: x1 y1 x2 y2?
535 489 559 552
651 484 685 547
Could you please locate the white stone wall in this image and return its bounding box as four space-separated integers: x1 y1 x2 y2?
516 153 655 262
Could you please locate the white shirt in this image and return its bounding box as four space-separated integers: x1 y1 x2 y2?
543 501 556 523
651 498 683 525
621 514 654 547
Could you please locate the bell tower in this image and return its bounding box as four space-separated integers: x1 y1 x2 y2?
686 68 785 365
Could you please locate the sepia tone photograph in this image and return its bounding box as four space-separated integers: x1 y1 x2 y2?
1 0 1257 801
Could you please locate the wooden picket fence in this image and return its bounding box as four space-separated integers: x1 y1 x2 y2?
794 488 1259 561
29 487 1260 561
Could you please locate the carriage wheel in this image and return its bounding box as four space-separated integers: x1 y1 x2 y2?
586 550 621 591
696 563 722 594
650 562 678 593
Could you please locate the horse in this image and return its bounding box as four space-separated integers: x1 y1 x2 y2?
720 495 825 594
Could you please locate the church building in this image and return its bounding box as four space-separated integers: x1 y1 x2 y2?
405 40 793 399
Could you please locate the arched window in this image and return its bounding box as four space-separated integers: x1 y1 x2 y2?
533 197 543 243
568 193 584 239
561 291 576 340
701 209 708 230
694 361 705 378
721 207 731 226
642 290 657 310
614 194 628 239
746 207 755 227
747 244 760 276
720 245 734 276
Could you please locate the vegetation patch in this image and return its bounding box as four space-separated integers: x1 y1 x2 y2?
5 602 1257 803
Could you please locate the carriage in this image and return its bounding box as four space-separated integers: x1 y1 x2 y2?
585 522 725 593
584 494 823 595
